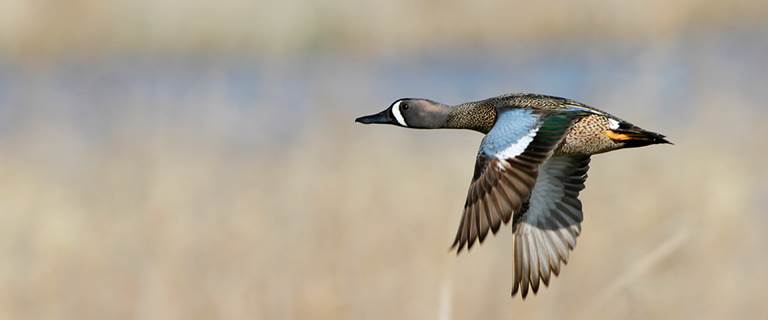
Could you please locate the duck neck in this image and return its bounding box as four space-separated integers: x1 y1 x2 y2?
445 103 497 133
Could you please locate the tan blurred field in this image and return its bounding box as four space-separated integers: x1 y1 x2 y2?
1 0 767 58
0 1 767 319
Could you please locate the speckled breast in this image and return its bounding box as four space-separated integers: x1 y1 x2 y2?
556 115 622 155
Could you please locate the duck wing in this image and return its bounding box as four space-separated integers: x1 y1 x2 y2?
510 155 590 298
451 109 583 253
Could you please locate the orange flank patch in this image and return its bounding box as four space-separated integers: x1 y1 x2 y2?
603 130 632 141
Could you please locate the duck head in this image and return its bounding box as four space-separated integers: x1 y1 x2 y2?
355 98 450 129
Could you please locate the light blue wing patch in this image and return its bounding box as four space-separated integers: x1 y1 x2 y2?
480 109 541 158
453 109 586 254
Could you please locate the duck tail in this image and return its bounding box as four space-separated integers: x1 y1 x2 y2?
604 123 672 148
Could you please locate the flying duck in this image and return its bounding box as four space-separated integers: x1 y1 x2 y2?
355 93 670 298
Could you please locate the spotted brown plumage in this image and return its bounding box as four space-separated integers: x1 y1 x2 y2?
355 93 670 299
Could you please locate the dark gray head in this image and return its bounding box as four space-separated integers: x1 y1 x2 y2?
355 98 450 129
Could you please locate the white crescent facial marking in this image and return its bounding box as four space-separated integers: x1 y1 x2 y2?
391 101 408 126
607 118 620 130
496 126 540 168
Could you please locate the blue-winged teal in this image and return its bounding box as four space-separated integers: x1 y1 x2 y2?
356 93 670 298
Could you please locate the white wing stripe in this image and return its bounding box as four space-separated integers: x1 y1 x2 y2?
496 126 539 160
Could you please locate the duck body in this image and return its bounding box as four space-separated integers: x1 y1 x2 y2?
439 93 668 155
355 92 669 299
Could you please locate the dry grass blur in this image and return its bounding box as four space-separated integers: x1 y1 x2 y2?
0 1 767 319
1 0 767 58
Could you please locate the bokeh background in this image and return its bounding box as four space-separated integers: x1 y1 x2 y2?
1 1 767 319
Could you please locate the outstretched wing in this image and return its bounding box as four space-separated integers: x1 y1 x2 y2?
451 109 582 253
511 155 590 298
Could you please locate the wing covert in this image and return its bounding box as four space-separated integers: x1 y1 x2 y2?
452 110 584 253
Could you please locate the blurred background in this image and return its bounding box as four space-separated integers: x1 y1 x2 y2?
0 0 767 319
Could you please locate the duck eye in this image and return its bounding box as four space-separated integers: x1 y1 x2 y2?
402 103 409 110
